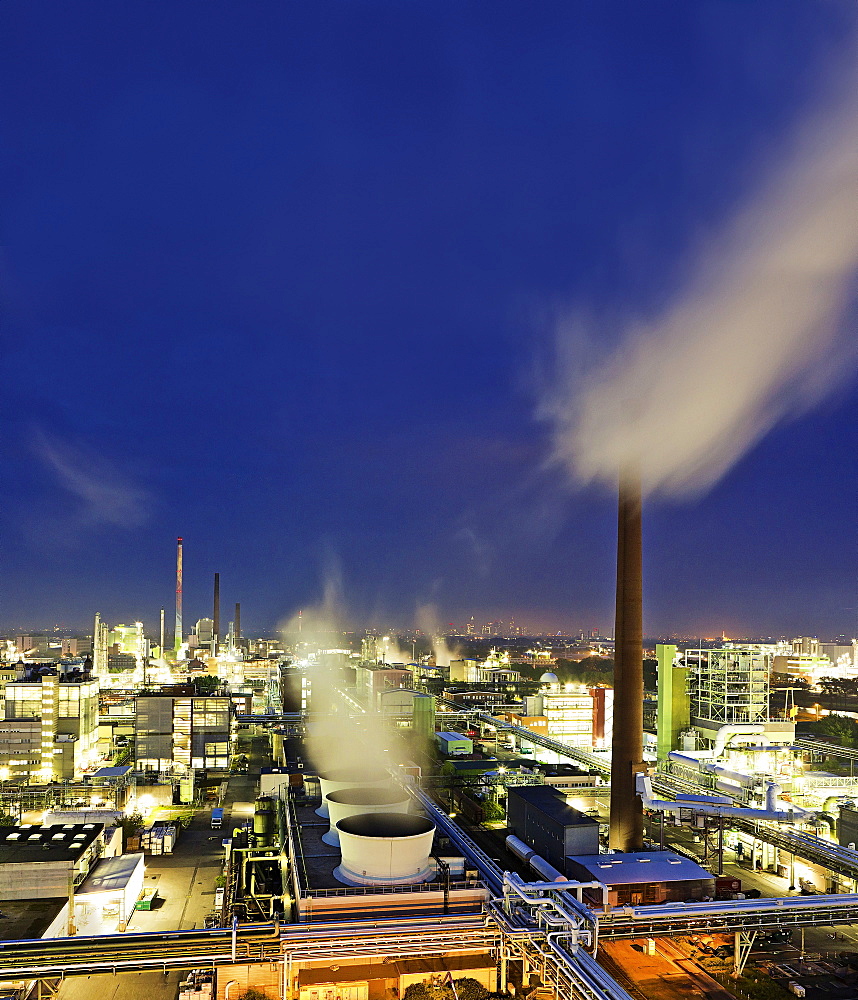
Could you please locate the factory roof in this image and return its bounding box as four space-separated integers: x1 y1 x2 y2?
91 765 133 779
565 851 713 885
78 853 144 895
507 785 598 827
0 899 65 942
0 823 104 865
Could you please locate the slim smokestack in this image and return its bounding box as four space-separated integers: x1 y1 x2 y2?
175 537 183 651
609 472 644 852
213 572 220 651
159 608 165 656
234 602 241 644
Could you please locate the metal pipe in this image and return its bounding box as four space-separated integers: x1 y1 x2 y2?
637 774 812 823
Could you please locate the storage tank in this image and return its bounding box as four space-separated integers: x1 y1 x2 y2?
335 813 436 885
253 796 276 847
271 729 284 765
316 767 391 818
323 786 411 846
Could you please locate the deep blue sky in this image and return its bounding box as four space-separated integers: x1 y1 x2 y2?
1 2 856 638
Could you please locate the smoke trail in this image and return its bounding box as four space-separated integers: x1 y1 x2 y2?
540 71 858 497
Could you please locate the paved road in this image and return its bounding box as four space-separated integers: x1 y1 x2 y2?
124 740 263 934
125 808 224 933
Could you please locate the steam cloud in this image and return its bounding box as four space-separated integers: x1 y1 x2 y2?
282 572 399 776
416 602 459 668
540 74 858 497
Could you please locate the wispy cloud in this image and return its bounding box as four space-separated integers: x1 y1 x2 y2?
32 430 153 532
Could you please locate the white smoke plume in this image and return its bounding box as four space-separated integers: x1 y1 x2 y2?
540 70 858 497
281 570 400 776
416 602 459 668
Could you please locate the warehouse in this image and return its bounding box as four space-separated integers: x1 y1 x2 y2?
506 786 599 873
565 851 715 907
435 732 473 756
0 823 111 901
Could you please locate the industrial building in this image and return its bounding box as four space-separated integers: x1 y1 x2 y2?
355 665 413 709
0 666 99 780
0 823 117 901
448 659 521 685
435 732 473 756
564 851 715 907
686 645 771 740
68 852 145 936
378 688 436 737
134 692 233 773
506 785 600 874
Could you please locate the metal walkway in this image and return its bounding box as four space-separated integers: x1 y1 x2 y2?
476 714 612 774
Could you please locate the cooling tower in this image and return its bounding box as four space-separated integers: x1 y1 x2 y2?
316 767 391 818
322 786 411 846
334 813 436 886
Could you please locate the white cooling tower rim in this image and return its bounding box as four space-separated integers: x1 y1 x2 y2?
320 786 412 846
336 813 433 838
315 768 392 817
319 767 390 783
333 811 436 886
326 786 409 806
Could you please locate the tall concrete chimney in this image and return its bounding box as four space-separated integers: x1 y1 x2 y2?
175 537 183 651
234 602 241 645
609 473 644 852
213 572 220 653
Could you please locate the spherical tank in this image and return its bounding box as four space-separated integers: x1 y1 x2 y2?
335 813 435 886
322 786 411 846
316 767 391 818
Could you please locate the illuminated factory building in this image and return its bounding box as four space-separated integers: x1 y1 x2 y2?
0 665 99 781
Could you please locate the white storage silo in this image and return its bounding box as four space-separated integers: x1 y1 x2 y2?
322 786 411 846
335 813 436 886
316 767 392 818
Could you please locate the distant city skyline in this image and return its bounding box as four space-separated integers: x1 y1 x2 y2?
0 609 852 647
